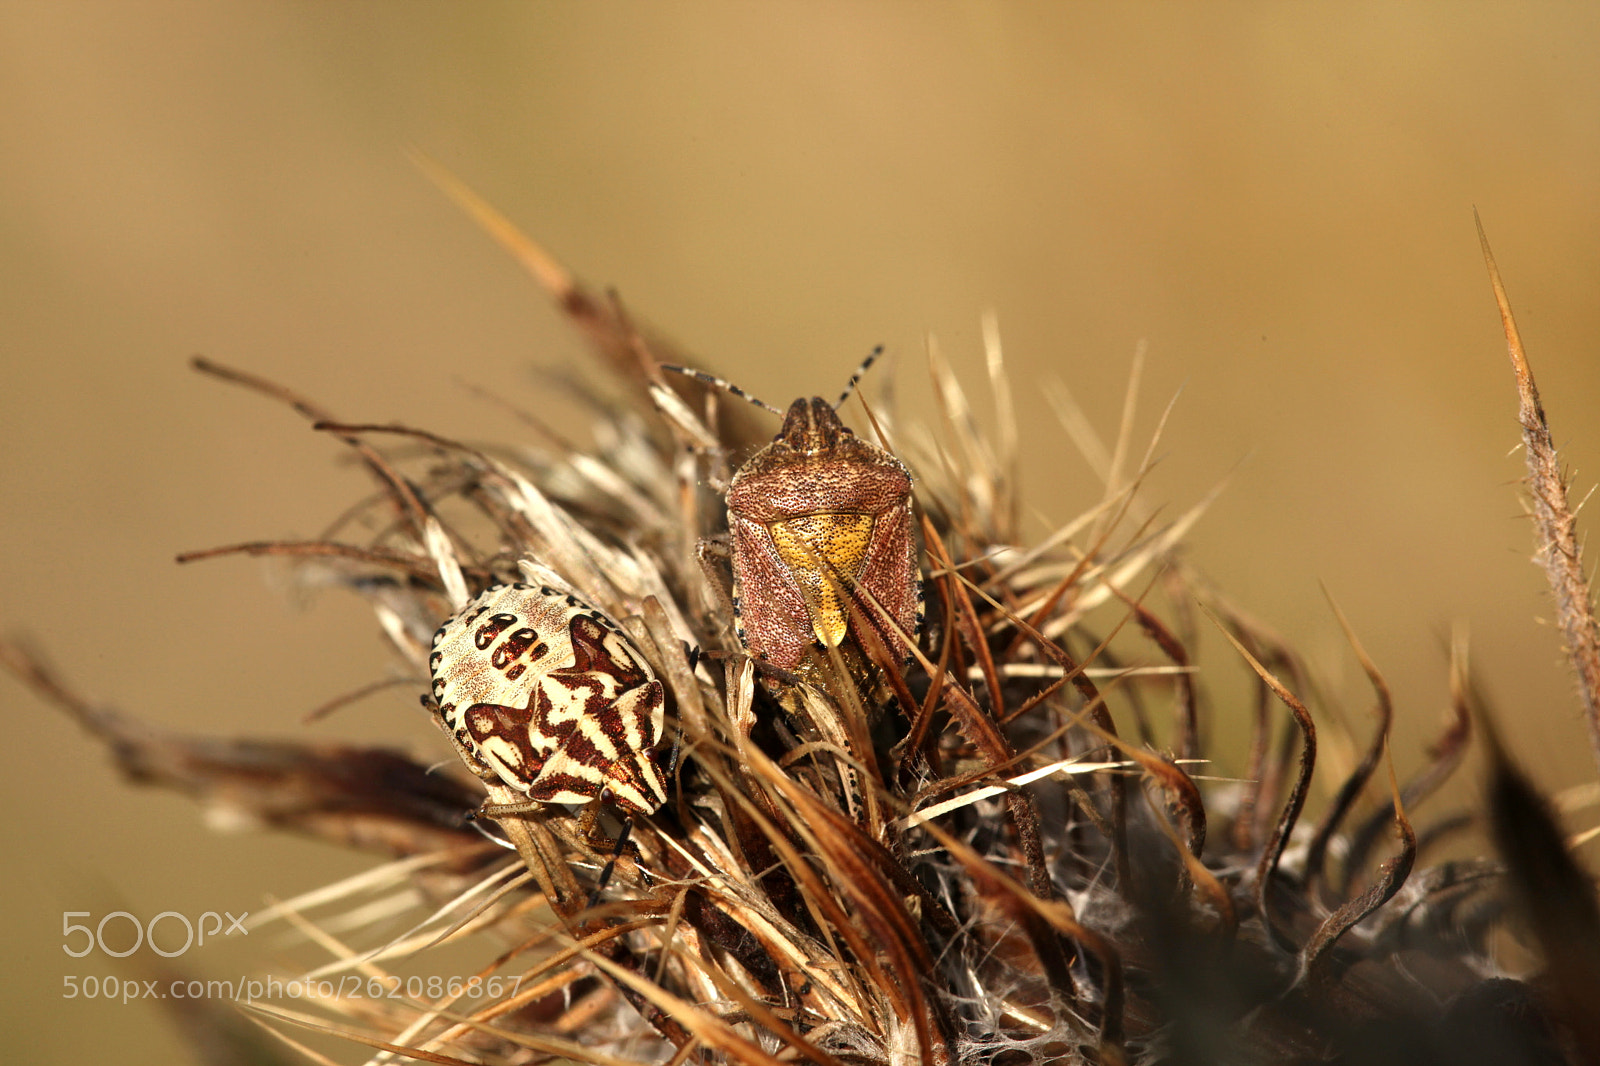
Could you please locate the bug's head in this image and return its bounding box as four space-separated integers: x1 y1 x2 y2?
776 397 853 456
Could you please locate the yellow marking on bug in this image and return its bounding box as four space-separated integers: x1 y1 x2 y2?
769 512 875 646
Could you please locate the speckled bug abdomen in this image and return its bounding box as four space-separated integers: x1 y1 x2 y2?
429 583 668 816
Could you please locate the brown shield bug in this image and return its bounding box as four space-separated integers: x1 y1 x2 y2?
428 577 670 818
663 350 922 678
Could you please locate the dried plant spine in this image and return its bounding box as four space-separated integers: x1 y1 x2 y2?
1478 212 1600 779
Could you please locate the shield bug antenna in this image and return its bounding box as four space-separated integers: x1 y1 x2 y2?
660 344 886 420
832 344 885 412
657 364 786 418
659 350 922 682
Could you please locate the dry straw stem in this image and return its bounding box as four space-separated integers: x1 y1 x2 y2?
10 171 1599 1065
1477 212 1600 779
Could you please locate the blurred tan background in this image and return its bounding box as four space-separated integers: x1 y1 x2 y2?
3 4 1598 1062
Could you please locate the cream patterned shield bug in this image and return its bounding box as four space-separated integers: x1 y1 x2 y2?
429 579 669 818
663 350 922 677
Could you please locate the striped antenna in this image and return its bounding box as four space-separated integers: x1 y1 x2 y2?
835 345 886 410
658 365 784 417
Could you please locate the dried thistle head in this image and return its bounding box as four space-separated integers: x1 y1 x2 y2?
10 211 1594 1066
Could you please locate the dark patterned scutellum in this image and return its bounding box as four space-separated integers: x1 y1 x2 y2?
428 578 670 893
663 349 923 694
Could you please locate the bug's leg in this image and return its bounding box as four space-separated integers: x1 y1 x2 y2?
660 728 684 783
583 812 636 911
695 535 740 644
